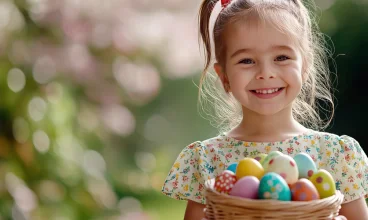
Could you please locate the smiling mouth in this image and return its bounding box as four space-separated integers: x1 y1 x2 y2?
250 87 285 94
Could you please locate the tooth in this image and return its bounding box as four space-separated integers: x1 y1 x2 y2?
262 90 267 94
268 89 272 93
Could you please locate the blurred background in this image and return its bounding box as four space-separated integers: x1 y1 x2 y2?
0 0 367 219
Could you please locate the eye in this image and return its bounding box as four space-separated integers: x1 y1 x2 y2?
238 58 255 64
275 55 290 62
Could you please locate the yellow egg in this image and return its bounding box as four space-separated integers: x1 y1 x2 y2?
309 169 336 199
236 158 264 180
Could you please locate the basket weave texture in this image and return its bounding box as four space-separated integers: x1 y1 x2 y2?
204 179 344 220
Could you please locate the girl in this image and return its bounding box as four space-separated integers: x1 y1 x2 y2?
162 0 368 219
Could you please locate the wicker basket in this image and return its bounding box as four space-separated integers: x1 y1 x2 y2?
204 179 344 220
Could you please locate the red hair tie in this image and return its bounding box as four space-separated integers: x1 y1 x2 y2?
221 0 231 8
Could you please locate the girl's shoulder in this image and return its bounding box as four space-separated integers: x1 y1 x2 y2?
179 134 235 152
312 130 362 150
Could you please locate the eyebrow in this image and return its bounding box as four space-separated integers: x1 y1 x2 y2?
230 45 296 58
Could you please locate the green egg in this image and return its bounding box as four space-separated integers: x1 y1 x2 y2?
252 153 268 165
261 151 283 170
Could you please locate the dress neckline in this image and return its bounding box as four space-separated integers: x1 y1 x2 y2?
220 129 316 144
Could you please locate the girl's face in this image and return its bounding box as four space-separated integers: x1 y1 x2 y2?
215 19 305 116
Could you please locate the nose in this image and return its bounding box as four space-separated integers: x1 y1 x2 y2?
255 63 276 80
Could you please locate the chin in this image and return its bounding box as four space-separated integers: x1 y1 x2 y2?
248 105 285 116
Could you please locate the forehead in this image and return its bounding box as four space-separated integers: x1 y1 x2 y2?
224 14 301 56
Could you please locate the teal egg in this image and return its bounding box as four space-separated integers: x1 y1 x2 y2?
226 162 238 173
293 153 317 178
258 172 291 201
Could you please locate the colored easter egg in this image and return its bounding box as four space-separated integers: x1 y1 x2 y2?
262 151 283 170
252 153 268 165
215 170 237 194
309 169 336 199
236 158 264 180
290 178 320 201
266 154 299 185
226 162 238 173
293 153 317 178
258 172 291 201
229 176 260 199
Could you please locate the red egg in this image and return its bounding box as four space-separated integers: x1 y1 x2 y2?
214 170 237 194
290 178 320 201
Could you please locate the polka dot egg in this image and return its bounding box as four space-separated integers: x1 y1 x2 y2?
266 154 299 185
215 170 237 194
309 169 336 199
252 153 268 165
293 153 317 179
262 151 283 170
258 172 291 201
290 178 320 201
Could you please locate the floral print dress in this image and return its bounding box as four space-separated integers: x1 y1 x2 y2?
161 130 368 204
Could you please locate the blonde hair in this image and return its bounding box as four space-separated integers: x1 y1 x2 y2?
197 0 335 133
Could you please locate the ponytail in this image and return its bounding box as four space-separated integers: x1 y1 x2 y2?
198 0 218 96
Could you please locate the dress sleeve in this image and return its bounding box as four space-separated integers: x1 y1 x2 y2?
161 141 213 204
331 135 368 203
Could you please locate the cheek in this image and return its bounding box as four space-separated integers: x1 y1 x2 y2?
287 72 302 84
282 66 303 88
227 69 254 88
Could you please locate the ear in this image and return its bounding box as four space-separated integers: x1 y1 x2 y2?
214 63 231 92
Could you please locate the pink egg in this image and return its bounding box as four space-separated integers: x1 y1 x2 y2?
229 176 259 199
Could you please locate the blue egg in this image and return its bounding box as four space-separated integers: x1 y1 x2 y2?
258 172 291 201
226 162 238 173
293 153 317 179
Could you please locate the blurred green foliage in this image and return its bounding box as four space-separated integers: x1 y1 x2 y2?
0 0 367 219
